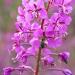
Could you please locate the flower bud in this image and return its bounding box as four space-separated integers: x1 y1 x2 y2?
59 51 70 64
63 69 72 75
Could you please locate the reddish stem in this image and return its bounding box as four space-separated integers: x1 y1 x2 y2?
41 19 44 29
34 0 51 74
46 1 50 12
34 47 42 75
34 19 45 75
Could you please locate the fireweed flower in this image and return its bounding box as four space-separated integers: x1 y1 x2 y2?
4 0 73 75
63 69 72 75
59 51 70 64
3 67 14 75
54 0 72 14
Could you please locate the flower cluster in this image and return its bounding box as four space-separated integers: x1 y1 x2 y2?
4 0 72 75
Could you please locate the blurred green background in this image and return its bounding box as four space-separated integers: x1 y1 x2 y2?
0 0 21 32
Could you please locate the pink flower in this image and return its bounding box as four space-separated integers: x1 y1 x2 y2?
5 0 72 75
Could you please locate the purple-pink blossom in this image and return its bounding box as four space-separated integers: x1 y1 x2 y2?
4 0 73 75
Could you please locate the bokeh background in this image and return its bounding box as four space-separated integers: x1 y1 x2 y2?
0 0 75 75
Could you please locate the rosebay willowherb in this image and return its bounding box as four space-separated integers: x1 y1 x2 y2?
4 0 72 75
